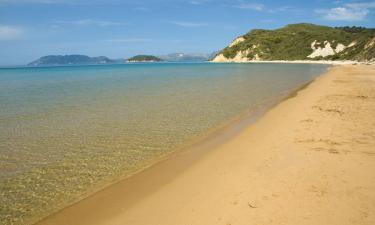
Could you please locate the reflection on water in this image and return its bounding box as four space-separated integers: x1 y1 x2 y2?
0 63 328 224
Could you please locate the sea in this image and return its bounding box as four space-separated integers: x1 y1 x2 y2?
0 62 328 225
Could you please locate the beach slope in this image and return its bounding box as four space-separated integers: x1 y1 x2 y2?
38 64 375 225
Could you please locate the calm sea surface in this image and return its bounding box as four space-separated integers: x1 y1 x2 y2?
0 62 328 224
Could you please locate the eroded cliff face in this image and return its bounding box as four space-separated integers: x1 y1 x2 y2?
211 39 262 62
212 49 251 62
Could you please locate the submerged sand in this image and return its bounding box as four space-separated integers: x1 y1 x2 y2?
37 64 375 225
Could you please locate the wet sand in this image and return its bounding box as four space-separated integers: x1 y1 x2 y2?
37 64 375 225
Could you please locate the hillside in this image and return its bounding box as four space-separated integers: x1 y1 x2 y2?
127 55 162 62
28 55 115 66
211 23 375 62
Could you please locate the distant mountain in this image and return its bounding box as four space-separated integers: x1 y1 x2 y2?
207 51 220 60
28 55 116 66
211 23 375 62
159 53 211 62
126 55 162 62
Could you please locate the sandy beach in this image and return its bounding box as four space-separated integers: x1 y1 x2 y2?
37 64 375 225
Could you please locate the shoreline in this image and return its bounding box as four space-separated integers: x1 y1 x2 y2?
34 67 322 225
36 64 375 225
209 59 375 65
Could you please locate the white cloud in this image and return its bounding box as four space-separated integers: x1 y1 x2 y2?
233 2 264 11
189 1 202 5
170 21 208 27
346 2 375 9
231 2 301 13
316 1 375 21
268 6 301 13
0 25 23 40
189 0 211 5
55 19 127 27
316 7 367 21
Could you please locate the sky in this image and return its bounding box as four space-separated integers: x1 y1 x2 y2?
0 0 375 65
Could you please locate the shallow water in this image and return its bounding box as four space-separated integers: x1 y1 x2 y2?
0 62 328 224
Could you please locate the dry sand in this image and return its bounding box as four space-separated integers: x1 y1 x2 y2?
37 64 375 225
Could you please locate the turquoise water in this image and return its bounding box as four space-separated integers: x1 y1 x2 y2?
0 62 328 224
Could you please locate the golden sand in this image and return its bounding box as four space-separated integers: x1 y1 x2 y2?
37 64 375 225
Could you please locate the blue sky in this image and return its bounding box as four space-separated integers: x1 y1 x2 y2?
0 0 375 65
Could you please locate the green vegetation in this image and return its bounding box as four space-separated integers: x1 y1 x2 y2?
127 55 162 62
218 23 375 61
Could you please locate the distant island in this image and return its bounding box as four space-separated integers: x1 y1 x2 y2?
212 23 375 62
159 53 213 62
28 55 117 66
126 55 162 62
27 53 215 66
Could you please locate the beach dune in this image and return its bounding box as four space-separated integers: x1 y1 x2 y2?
38 64 375 225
